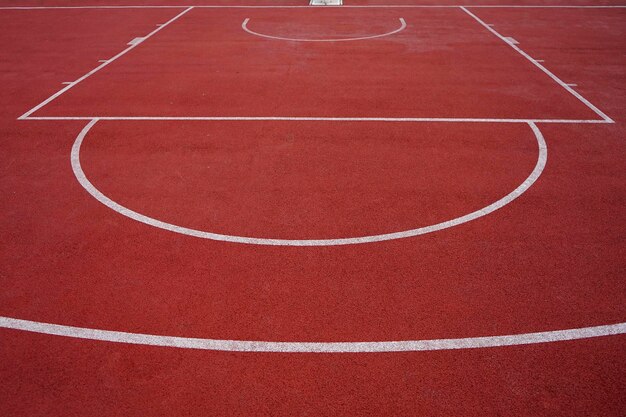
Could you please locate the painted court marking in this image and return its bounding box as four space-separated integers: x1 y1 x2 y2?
0 316 624 353
71 119 547 246
460 6 614 123
17 6 194 120
17 5 614 247
23 116 612 123
5 4 623 352
1 5 626 10
16 6 612 124
242 17 406 42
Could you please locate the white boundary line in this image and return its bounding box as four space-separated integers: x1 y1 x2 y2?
1 5 625 10
71 119 546 246
242 17 406 42
0 316 624 352
17 6 194 120
343 4 626 8
460 6 614 123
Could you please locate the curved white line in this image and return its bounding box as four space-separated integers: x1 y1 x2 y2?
242 17 407 42
1 316 624 352
71 119 547 246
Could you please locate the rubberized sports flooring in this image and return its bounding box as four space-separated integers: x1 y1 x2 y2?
1 1 625 415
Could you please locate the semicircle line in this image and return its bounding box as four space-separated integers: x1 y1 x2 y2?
242 17 407 42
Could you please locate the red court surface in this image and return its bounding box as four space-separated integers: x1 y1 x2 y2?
1 2 625 416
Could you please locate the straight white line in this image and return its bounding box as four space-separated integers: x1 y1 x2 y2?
17 6 194 120
20 116 612 124
1 5 626 10
462 5 626 8
460 6 614 123
0 5 310 9
0 316 624 353
341 4 626 8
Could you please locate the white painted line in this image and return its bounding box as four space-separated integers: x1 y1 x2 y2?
1 5 626 10
127 37 145 45
61 82 73 85
71 119 547 246
0 5 187 9
242 17 406 42
460 6 614 123
535 59 545 63
567 83 578 87
0 316 624 353
98 59 108 63
462 5 626 8
21 116 612 124
343 5 626 9
504 36 519 45
17 6 194 120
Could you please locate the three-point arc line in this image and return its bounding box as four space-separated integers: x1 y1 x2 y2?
0 316 624 353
